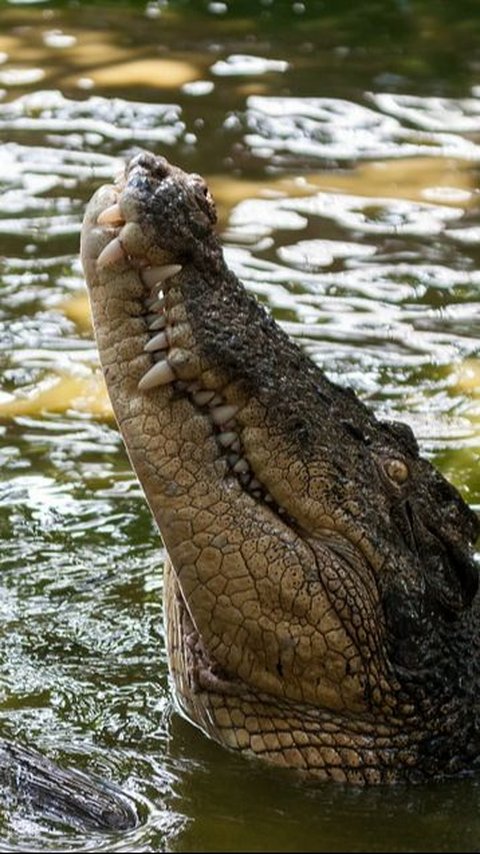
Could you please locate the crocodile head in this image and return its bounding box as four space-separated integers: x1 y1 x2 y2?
81 152 480 784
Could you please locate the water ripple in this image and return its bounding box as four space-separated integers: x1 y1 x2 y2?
0 90 184 147
372 91 480 133
243 95 480 166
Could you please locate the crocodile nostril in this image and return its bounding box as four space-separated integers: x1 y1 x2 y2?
151 155 171 180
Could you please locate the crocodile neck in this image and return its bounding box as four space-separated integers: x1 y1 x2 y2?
164 557 478 785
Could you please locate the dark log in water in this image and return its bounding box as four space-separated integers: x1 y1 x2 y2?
0 739 138 832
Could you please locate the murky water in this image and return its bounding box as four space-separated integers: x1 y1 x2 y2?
0 0 479 850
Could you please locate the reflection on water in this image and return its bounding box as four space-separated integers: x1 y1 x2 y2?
244 94 480 163
0 0 479 850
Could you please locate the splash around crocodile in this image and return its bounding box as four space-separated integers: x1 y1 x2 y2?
81 151 479 785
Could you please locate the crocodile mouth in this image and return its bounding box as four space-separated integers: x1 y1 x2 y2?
84 166 296 530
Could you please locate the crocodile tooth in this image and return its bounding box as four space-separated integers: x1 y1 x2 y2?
149 314 166 331
97 203 124 227
144 331 168 352
138 359 175 390
193 389 216 406
211 404 238 425
187 380 201 393
146 312 163 325
96 237 125 268
218 431 238 448
233 458 249 474
141 264 182 288
145 295 165 311
249 478 261 491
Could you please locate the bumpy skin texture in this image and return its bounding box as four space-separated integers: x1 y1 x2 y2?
81 152 480 784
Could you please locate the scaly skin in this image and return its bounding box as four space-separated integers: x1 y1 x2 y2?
81 152 480 785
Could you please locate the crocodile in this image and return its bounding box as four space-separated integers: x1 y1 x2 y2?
81 151 480 786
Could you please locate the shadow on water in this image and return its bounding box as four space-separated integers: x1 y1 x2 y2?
0 0 479 850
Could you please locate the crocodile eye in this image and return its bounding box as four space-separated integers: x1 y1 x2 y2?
191 176 216 223
384 458 409 484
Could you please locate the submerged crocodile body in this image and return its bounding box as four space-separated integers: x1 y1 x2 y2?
81 152 479 786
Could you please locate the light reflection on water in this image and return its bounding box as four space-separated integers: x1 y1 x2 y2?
0 1 479 850
244 93 480 163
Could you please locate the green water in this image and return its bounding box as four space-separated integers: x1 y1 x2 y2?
0 0 479 849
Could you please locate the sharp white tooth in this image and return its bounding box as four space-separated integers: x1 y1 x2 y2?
218 431 238 448
233 458 249 474
141 264 182 288
146 295 165 311
187 380 201 393
146 312 162 325
210 394 223 407
250 478 261 491
138 360 175 390
96 237 125 268
149 314 166 330
193 389 215 406
211 404 238 425
144 331 168 352
97 203 124 227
